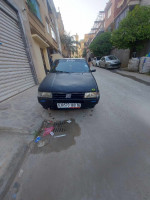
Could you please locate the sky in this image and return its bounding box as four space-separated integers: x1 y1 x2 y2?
53 0 108 40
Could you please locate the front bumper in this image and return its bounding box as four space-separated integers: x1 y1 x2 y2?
38 97 100 109
107 63 121 69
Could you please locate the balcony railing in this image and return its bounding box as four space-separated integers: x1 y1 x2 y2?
127 0 140 6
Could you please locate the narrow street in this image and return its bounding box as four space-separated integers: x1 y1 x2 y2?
4 67 150 200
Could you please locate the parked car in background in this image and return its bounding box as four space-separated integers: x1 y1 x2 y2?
38 58 100 109
99 55 121 69
92 57 101 67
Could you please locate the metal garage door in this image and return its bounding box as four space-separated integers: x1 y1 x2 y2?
0 0 35 102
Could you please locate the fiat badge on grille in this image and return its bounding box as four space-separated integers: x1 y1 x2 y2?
66 93 71 98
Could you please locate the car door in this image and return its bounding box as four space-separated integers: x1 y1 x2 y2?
93 57 96 66
100 57 105 67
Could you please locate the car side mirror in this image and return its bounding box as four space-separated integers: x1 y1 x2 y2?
90 69 96 72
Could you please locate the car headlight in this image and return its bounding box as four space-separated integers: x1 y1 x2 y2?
84 92 99 98
38 92 52 98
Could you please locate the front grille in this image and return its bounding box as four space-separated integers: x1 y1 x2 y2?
53 93 66 99
53 93 84 99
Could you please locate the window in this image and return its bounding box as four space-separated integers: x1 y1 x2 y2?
27 0 42 21
46 22 50 34
51 59 90 73
51 27 57 41
107 56 117 60
107 7 111 18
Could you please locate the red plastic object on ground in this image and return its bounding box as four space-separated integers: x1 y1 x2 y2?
43 127 54 136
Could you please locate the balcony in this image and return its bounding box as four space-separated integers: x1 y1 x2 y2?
128 0 140 6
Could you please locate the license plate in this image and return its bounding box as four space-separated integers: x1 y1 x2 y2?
57 103 81 109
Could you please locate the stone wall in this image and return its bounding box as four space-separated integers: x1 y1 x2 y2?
111 48 130 68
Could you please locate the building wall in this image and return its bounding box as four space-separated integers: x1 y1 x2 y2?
6 0 62 83
6 0 39 82
32 39 46 82
104 0 116 31
137 40 150 57
111 48 130 68
114 0 128 19
115 7 129 29
140 0 150 5
56 11 68 57
26 0 59 51
51 53 63 61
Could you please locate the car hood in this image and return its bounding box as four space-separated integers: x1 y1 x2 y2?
38 73 98 93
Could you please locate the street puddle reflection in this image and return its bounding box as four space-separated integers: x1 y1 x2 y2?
30 119 81 154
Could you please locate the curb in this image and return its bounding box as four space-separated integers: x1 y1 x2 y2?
0 143 29 200
0 120 44 200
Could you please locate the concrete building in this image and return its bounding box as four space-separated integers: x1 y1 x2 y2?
89 11 105 45
78 39 85 58
111 0 150 67
104 0 116 31
71 33 80 58
0 0 62 102
84 33 95 48
56 11 68 57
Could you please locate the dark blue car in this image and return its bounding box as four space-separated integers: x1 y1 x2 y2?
38 58 100 109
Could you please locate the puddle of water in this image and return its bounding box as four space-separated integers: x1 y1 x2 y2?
30 119 81 154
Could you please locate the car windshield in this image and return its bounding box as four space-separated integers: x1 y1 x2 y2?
106 56 117 61
51 59 90 73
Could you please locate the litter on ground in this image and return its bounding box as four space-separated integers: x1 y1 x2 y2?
43 127 54 136
37 141 46 148
67 120 72 124
54 134 66 138
18 169 24 178
50 132 54 136
35 136 41 143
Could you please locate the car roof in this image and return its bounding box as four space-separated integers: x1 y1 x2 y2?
58 58 86 60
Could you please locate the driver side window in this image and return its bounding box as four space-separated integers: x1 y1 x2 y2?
101 57 105 62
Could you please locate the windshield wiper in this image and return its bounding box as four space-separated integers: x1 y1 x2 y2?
56 71 70 73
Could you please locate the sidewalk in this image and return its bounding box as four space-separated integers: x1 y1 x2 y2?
0 86 49 199
113 68 150 85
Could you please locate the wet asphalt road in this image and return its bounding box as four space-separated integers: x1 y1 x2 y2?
5 67 150 200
